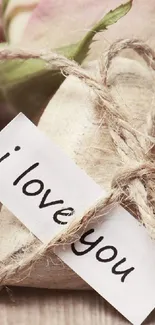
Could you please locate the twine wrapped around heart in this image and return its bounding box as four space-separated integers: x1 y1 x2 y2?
0 39 155 284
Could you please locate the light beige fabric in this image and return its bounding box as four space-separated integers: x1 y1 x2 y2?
0 52 155 288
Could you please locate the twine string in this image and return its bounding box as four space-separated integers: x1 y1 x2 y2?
0 39 155 283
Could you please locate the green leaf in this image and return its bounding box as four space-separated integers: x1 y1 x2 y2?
95 0 133 29
66 0 133 64
55 43 79 59
0 57 64 120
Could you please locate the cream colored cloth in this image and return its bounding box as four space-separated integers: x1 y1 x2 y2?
0 53 155 288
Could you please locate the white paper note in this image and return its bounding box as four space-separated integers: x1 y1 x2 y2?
0 113 155 325
0 113 103 242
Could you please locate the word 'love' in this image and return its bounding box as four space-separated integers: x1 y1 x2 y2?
0 146 75 225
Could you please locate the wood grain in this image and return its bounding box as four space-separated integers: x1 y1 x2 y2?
0 287 154 325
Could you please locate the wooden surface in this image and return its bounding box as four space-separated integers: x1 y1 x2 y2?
0 287 155 325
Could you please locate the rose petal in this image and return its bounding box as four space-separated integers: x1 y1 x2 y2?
2 0 39 43
22 0 155 56
23 0 116 49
